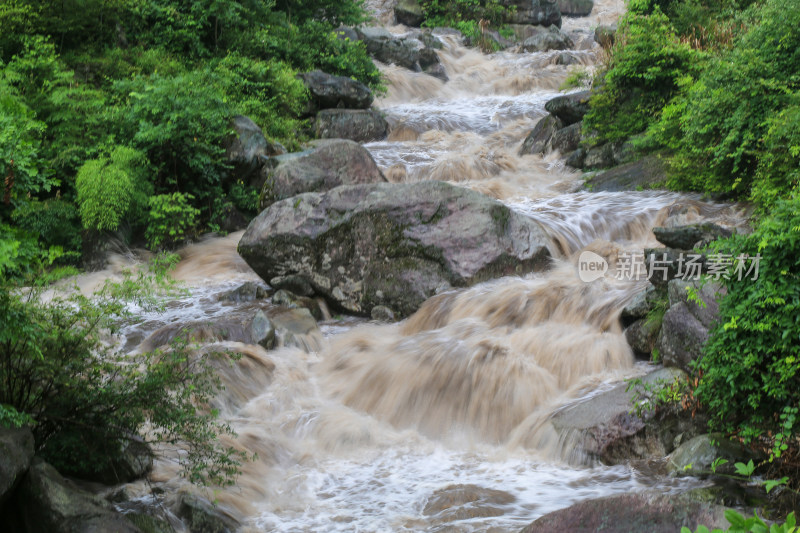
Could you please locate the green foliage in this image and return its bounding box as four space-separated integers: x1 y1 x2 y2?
682 510 797 533
145 192 201 250
750 95 800 208
10 199 82 258
76 146 151 232
0 273 246 486
695 196 800 458
654 0 800 195
583 7 703 144
627 374 687 417
420 0 513 27
246 20 383 91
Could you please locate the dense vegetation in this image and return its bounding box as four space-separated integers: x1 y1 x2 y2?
419 0 515 50
0 0 382 487
0 0 380 266
588 0 800 491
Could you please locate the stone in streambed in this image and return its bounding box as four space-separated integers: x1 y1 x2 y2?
544 90 591 125
394 0 424 27
656 302 709 373
259 139 386 210
521 25 573 52
177 492 239 533
499 0 562 27
314 109 389 143
559 0 594 17
422 484 516 523
520 491 728 532
298 70 374 111
653 223 733 250
519 114 564 156
0 426 34 505
238 181 551 318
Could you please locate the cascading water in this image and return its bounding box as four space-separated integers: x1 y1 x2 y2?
98 1 752 531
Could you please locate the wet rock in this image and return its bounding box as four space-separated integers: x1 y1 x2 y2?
272 289 323 320
250 310 276 349
269 307 323 352
394 0 424 27
177 493 239 533
656 302 709 373
559 0 593 16
335 26 359 42
625 317 661 356
238 181 551 317
314 109 389 143
549 122 582 153
0 426 34 504
519 114 564 155
15 460 142 533
564 147 586 168
224 116 276 183
621 284 658 321
356 27 422 70
370 305 396 322
499 0 561 27
653 223 733 250
422 484 516 523
552 51 581 65
422 62 449 81
585 155 667 191
667 278 723 329
220 281 270 303
548 368 685 464
668 434 753 475
269 274 315 297
259 139 386 210
520 491 728 532
644 247 688 287
594 24 616 48
544 90 591 125
298 70 374 111
521 25 573 52
125 513 175 533
583 142 618 170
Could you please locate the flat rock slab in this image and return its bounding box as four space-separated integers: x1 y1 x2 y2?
238 181 551 317
521 492 729 532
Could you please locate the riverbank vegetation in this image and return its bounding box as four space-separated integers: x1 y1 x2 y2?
0 0 381 273
587 0 800 506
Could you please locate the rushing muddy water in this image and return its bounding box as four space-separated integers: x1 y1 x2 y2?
81 2 753 531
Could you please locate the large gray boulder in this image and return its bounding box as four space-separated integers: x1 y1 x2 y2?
422 484 516 523
298 70 374 111
238 182 551 317
314 109 389 143
394 0 424 26
521 492 728 532
521 25 573 52
625 317 661 355
0 426 34 505
519 115 564 155
259 139 386 210
356 27 424 70
656 302 709 372
15 460 143 533
544 90 591 125
668 434 754 476
559 0 593 16
500 0 561 27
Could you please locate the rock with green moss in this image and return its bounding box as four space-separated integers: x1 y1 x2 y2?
500 0 561 27
668 434 754 476
15 460 142 533
239 182 551 317
259 139 386 210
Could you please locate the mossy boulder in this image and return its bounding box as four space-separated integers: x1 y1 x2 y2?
239 182 551 317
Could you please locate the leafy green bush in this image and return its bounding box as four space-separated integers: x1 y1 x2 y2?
750 94 800 208
10 199 82 260
683 510 796 533
113 69 233 203
583 6 702 144
654 0 800 195
145 192 200 250
420 0 512 27
695 196 800 457
0 273 246 486
75 146 151 232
